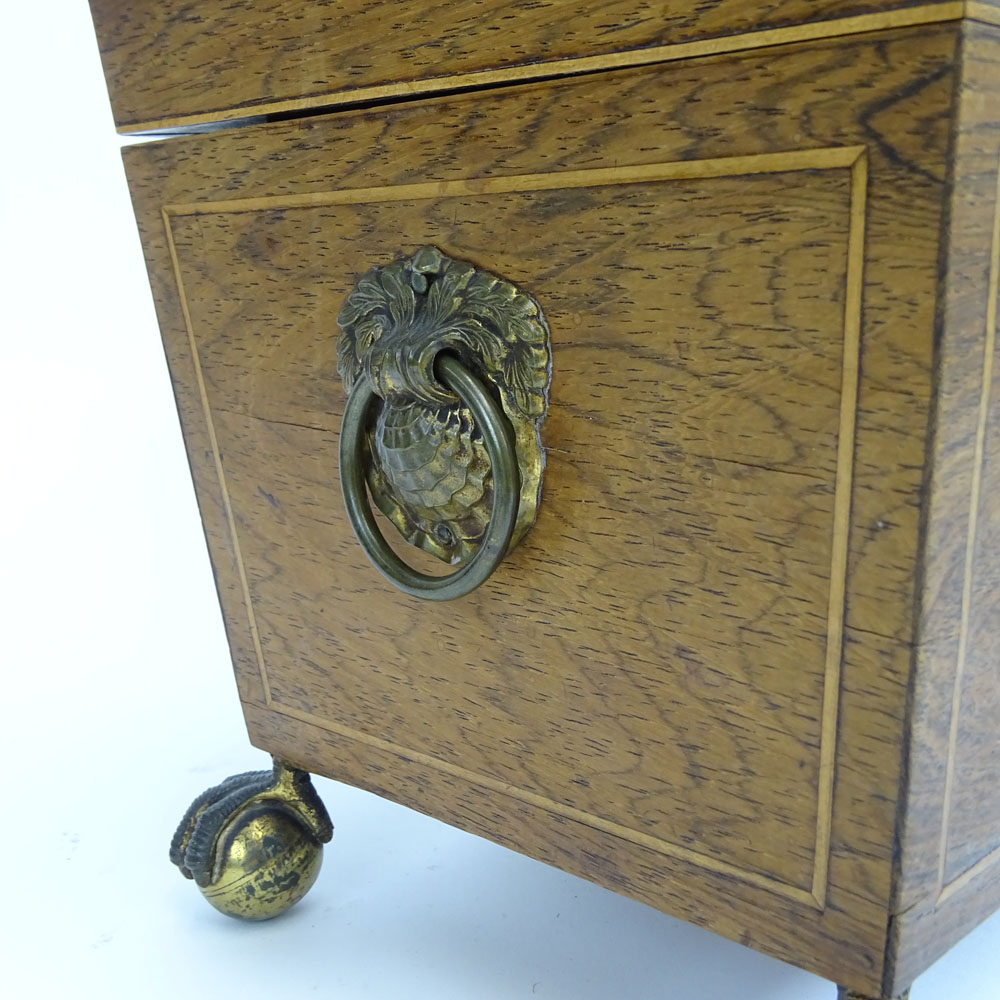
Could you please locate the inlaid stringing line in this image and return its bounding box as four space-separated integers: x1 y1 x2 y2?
812 148 869 909
126 5 970 134
272 700 821 907
167 147 866 906
936 155 1000 905
163 208 273 706
165 147 867 218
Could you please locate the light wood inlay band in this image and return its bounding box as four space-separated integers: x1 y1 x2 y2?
125 5 973 134
164 147 868 907
164 147 866 218
967 1 1000 28
936 157 1000 905
162 208 273 704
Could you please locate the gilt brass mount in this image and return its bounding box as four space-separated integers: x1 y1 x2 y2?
336 246 551 599
170 759 333 920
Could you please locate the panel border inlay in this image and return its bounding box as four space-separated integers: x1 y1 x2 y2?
937 157 1000 904
162 146 869 910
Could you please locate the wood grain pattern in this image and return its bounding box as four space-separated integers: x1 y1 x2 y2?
968 1 1000 26
121 27 963 994
940 158 1000 891
89 0 971 133
888 20 1000 994
162 152 863 904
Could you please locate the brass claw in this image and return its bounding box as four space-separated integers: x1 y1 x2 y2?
170 759 333 920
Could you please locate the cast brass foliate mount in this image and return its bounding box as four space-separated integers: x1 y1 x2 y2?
170 759 333 920
336 246 552 601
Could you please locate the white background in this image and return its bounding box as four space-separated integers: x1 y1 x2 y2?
1 4 998 997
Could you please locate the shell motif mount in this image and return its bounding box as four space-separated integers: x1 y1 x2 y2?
336 246 551 566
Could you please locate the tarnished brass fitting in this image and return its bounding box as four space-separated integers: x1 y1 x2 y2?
170 760 333 920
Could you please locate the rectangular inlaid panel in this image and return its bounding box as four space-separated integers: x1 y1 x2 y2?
163 149 864 903
941 168 1000 888
888 22 1000 995
123 30 959 991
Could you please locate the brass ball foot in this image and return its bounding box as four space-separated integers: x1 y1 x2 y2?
170 759 333 920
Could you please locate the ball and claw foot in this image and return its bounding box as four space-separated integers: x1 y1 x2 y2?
170 758 333 920
837 988 910 999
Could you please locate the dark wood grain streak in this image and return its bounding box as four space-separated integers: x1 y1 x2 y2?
89 0 969 132
120 28 967 995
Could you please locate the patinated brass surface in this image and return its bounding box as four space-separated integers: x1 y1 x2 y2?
341 353 520 600
336 246 551 567
170 760 333 920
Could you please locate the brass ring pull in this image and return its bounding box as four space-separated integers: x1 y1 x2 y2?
336 246 551 600
340 354 521 601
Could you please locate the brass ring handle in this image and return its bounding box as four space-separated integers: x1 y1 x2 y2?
339 354 521 601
